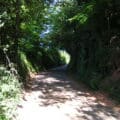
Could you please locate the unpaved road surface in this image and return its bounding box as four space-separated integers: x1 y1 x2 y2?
17 70 120 120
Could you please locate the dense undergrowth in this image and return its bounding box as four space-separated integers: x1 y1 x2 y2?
47 0 120 102
18 49 67 82
0 66 21 120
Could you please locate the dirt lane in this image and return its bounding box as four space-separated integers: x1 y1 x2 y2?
16 71 120 120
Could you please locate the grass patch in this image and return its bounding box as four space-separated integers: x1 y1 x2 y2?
0 66 21 120
18 51 36 73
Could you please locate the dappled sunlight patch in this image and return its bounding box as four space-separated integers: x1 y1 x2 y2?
16 71 120 120
59 50 71 64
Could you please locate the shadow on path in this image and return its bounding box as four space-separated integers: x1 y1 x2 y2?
18 66 120 120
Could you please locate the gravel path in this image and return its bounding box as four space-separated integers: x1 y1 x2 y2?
17 70 120 120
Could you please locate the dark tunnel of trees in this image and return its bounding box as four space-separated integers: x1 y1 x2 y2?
0 0 120 119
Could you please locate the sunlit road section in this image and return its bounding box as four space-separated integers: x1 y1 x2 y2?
17 71 120 120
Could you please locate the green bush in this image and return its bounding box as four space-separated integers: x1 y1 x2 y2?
42 48 65 68
111 86 120 102
108 81 120 102
0 66 21 120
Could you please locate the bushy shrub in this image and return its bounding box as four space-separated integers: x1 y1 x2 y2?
111 86 120 102
0 66 21 120
42 48 66 68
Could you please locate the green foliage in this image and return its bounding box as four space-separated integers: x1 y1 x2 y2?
88 72 102 90
110 86 120 102
41 48 66 68
59 50 70 64
18 51 37 77
1 0 65 84
0 0 45 63
18 48 65 81
46 0 120 101
1 0 120 103
69 1 95 24
0 66 21 120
